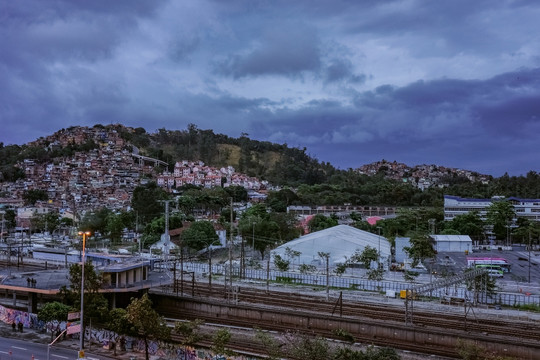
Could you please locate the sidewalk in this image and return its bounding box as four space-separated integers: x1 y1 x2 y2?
0 321 144 360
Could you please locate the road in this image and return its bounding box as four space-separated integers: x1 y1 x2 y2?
0 337 113 360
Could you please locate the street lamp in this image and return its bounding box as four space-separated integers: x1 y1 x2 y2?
78 231 91 358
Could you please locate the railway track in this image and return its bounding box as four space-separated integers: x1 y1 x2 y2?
163 309 461 359
160 280 540 342
161 298 461 358
153 280 540 358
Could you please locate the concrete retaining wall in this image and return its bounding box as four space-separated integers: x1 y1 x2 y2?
156 295 540 359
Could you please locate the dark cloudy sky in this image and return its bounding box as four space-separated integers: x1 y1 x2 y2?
1 0 539 177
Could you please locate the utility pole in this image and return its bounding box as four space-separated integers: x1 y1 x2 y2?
252 221 256 259
158 200 175 266
266 257 270 293
326 255 330 301
0 211 5 243
228 197 233 301
180 244 184 295
136 212 141 254
376 226 382 267
240 229 245 279
529 228 532 283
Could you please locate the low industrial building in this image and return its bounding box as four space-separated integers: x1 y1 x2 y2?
430 234 472 253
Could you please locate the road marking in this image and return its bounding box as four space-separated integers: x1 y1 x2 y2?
12 346 27 350
0 351 9 354
52 355 69 359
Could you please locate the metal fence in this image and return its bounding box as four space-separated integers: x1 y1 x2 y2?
169 262 540 307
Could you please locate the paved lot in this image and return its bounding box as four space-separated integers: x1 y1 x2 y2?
432 249 540 293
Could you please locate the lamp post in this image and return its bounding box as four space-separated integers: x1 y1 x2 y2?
78 231 91 358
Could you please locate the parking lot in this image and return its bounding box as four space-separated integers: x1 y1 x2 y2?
432 249 540 291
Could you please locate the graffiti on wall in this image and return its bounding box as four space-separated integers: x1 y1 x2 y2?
1 305 254 359
0 304 42 329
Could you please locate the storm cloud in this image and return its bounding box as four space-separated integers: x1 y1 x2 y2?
1 0 539 176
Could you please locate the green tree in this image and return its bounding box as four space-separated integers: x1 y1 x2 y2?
354 246 378 268
105 308 135 354
38 301 71 341
456 338 512 360
334 345 400 360
60 216 74 227
218 206 236 226
106 213 125 244
299 264 317 274
486 200 515 243
273 254 290 272
363 346 400 360
334 263 348 276
367 267 384 281
511 218 540 245
79 208 112 237
177 195 196 216
405 234 436 267
3 209 16 230
445 211 485 241
30 211 60 233
142 213 184 247
284 247 301 270
255 328 283 360
211 328 234 357
308 214 338 232
22 189 48 205
237 204 293 259
126 293 171 360
58 262 108 347
224 185 248 202
285 333 330 360
182 221 219 252
182 221 220 286
268 212 303 242
266 188 299 212
403 270 420 283
174 319 205 359
131 182 170 225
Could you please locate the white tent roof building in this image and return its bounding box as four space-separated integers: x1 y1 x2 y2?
271 225 391 268
430 234 472 253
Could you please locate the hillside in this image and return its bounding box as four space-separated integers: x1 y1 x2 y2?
1 123 540 203
0 124 335 187
98 124 336 186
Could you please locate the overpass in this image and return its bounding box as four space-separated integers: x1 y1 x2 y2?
131 153 168 168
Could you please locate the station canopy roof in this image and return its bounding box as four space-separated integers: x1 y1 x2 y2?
271 224 391 267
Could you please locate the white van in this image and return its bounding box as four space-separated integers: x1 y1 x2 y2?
487 269 504 278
